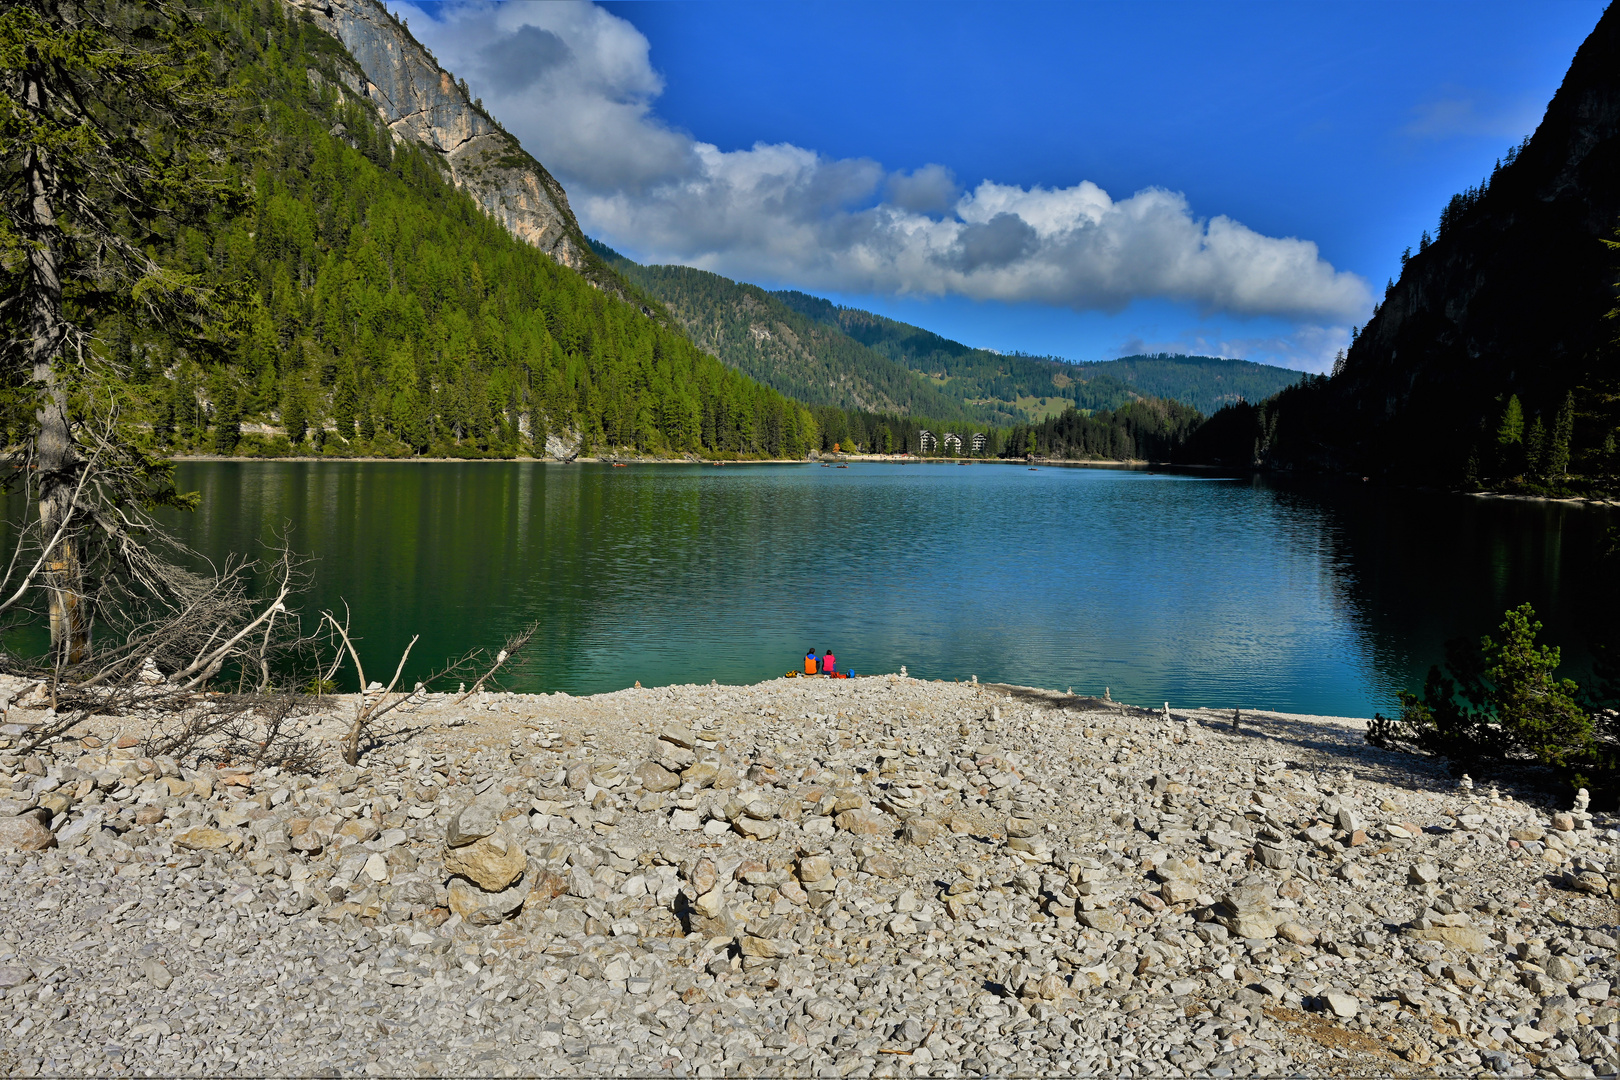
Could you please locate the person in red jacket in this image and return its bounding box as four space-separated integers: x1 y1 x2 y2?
821 649 836 675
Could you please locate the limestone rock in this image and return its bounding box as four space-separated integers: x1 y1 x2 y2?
1321 989 1358 1018
445 796 503 848
1217 884 1280 939
1404 926 1490 953
1005 817 1039 838
447 874 531 920
796 855 832 884
1277 921 1316 945
1161 879 1200 905
740 936 785 959
902 818 942 846
860 853 902 879
669 808 702 830
0 812 55 852
834 807 886 835
1079 910 1124 933
443 826 527 891
635 761 679 792
175 827 240 853
733 815 779 840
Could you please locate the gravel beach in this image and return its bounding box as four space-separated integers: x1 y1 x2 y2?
0 674 1614 1078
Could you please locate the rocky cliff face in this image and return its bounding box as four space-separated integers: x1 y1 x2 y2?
283 0 600 280
1331 3 1620 473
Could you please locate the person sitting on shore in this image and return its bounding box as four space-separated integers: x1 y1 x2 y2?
821 649 836 675
805 649 818 675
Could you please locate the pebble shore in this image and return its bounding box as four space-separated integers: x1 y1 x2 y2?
0 675 1615 1078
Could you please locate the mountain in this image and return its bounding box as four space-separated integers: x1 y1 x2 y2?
773 290 1138 417
596 250 1301 421
116 0 817 460
594 254 1006 424
776 291 1302 417
777 292 1302 415
280 0 669 317
1073 355 1303 417
1214 3 1620 486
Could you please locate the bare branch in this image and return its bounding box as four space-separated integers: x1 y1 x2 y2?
451 621 540 705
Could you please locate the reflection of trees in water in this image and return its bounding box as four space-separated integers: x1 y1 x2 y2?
1262 476 1611 705
57 463 1608 708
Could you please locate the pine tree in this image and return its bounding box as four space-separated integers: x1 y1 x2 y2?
1549 391 1575 480
281 380 307 445
332 359 358 439
212 379 241 455
0 0 239 660
1525 417 1547 480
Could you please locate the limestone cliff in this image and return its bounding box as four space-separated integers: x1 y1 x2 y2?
282 0 645 304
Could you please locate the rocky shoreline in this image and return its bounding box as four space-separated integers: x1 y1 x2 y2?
0 675 1614 1077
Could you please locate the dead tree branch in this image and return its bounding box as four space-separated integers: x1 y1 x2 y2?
452 621 540 705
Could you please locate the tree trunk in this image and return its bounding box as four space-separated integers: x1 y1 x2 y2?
23 63 89 664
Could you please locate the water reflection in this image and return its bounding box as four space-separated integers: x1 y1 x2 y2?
4 462 1611 717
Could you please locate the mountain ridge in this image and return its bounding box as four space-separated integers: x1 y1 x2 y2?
1285 1 1620 481
599 252 1303 421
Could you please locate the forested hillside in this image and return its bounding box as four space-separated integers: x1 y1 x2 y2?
1007 400 1204 462
591 253 1006 424
775 291 1300 417
775 290 1135 415
1076 355 1302 416
112 0 818 460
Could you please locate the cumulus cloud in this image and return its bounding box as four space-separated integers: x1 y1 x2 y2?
884 164 960 216
392 0 1372 324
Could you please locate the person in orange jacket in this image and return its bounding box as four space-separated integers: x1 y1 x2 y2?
804 649 819 675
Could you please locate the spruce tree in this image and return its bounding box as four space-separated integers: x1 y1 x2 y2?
1549 391 1575 480
332 362 358 439
0 0 241 660
211 379 240 455
281 380 307 445
1525 416 1547 480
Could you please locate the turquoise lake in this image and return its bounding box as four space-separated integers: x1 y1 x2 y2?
134 461 1615 717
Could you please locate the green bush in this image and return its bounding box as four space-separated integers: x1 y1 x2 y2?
1369 603 1603 784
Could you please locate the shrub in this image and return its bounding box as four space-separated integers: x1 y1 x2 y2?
1369 603 1600 779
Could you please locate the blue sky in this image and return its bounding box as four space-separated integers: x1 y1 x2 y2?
395 0 1606 370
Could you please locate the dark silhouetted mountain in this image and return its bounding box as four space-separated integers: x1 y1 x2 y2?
1222 3 1620 486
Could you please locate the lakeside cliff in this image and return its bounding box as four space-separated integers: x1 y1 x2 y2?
281 0 647 305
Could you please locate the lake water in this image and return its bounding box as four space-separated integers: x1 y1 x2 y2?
106 460 1614 718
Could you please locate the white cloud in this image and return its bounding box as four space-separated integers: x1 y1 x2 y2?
392 0 1372 324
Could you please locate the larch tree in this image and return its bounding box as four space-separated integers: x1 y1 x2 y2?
0 0 244 663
